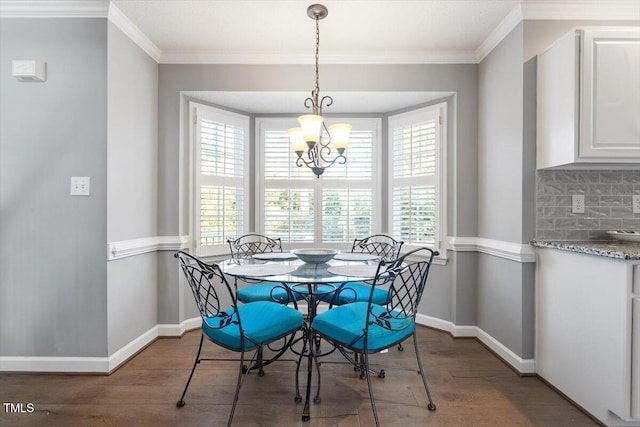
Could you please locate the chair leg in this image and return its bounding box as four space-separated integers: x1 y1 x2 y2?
312 345 322 404
362 351 381 427
412 332 436 411
294 328 308 403
177 333 204 407
228 350 247 427
256 347 265 376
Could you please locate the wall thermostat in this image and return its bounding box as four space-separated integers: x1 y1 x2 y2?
12 60 46 82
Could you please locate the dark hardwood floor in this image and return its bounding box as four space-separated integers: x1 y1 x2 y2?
0 326 598 426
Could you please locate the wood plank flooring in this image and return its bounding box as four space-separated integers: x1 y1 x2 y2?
0 326 599 426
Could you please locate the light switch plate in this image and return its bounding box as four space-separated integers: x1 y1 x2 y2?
70 176 90 196
633 195 640 214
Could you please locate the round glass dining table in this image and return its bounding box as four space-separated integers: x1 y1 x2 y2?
218 253 381 285
218 252 382 422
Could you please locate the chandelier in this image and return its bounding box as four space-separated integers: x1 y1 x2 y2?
288 4 352 178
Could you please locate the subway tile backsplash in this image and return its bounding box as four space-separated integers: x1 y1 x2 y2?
536 170 640 240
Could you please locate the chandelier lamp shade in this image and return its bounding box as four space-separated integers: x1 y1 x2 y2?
288 4 352 178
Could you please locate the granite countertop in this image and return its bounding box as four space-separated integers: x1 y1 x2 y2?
531 240 640 260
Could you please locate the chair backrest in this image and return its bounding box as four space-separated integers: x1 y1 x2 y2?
227 233 283 259
175 251 238 327
351 234 404 261
370 247 438 320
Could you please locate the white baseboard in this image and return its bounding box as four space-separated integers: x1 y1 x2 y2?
0 317 201 373
1 315 534 375
157 317 201 336
416 314 536 375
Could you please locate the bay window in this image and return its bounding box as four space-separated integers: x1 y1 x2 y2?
189 101 445 257
388 104 446 253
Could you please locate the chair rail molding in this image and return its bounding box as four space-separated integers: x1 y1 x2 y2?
108 235 189 261
447 236 536 263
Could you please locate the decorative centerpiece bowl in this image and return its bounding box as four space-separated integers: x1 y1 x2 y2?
291 248 338 264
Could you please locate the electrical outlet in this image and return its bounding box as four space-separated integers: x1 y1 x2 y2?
633 195 640 214
572 194 585 214
70 176 90 196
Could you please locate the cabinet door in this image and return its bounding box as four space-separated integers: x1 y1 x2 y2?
580 28 640 159
536 30 580 169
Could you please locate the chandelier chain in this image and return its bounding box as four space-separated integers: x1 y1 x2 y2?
314 15 320 96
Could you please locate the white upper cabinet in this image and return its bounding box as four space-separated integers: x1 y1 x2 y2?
537 27 640 169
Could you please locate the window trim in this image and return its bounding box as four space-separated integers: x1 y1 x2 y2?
387 102 447 256
255 116 383 250
189 101 251 257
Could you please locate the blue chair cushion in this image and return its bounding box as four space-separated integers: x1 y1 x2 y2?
318 282 389 305
237 282 303 303
202 301 304 351
311 302 413 353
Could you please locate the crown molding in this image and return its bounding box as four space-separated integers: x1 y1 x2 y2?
475 4 524 63
475 1 640 63
108 2 161 62
3 1 638 65
0 0 108 17
159 51 478 65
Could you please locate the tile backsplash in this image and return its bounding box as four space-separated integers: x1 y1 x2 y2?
536 169 640 241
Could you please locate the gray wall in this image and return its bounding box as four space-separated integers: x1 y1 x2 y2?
106 22 159 354
478 23 525 242
0 19 108 357
158 64 479 327
477 23 536 358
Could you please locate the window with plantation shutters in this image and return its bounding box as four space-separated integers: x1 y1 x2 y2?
191 103 249 256
389 104 445 252
257 118 381 247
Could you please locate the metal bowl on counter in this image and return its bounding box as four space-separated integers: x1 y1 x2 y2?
607 230 640 243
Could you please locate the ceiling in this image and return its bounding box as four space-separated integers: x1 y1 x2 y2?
111 0 520 64
104 0 638 113
7 0 633 112
108 0 640 65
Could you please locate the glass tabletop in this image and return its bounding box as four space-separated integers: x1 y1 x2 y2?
219 258 381 284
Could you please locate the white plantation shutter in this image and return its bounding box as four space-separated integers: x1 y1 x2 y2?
322 188 373 242
264 188 315 243
257 118 380 246
389 105 444 251
263 129 312 180
192 103 249 256
323 128 373 179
